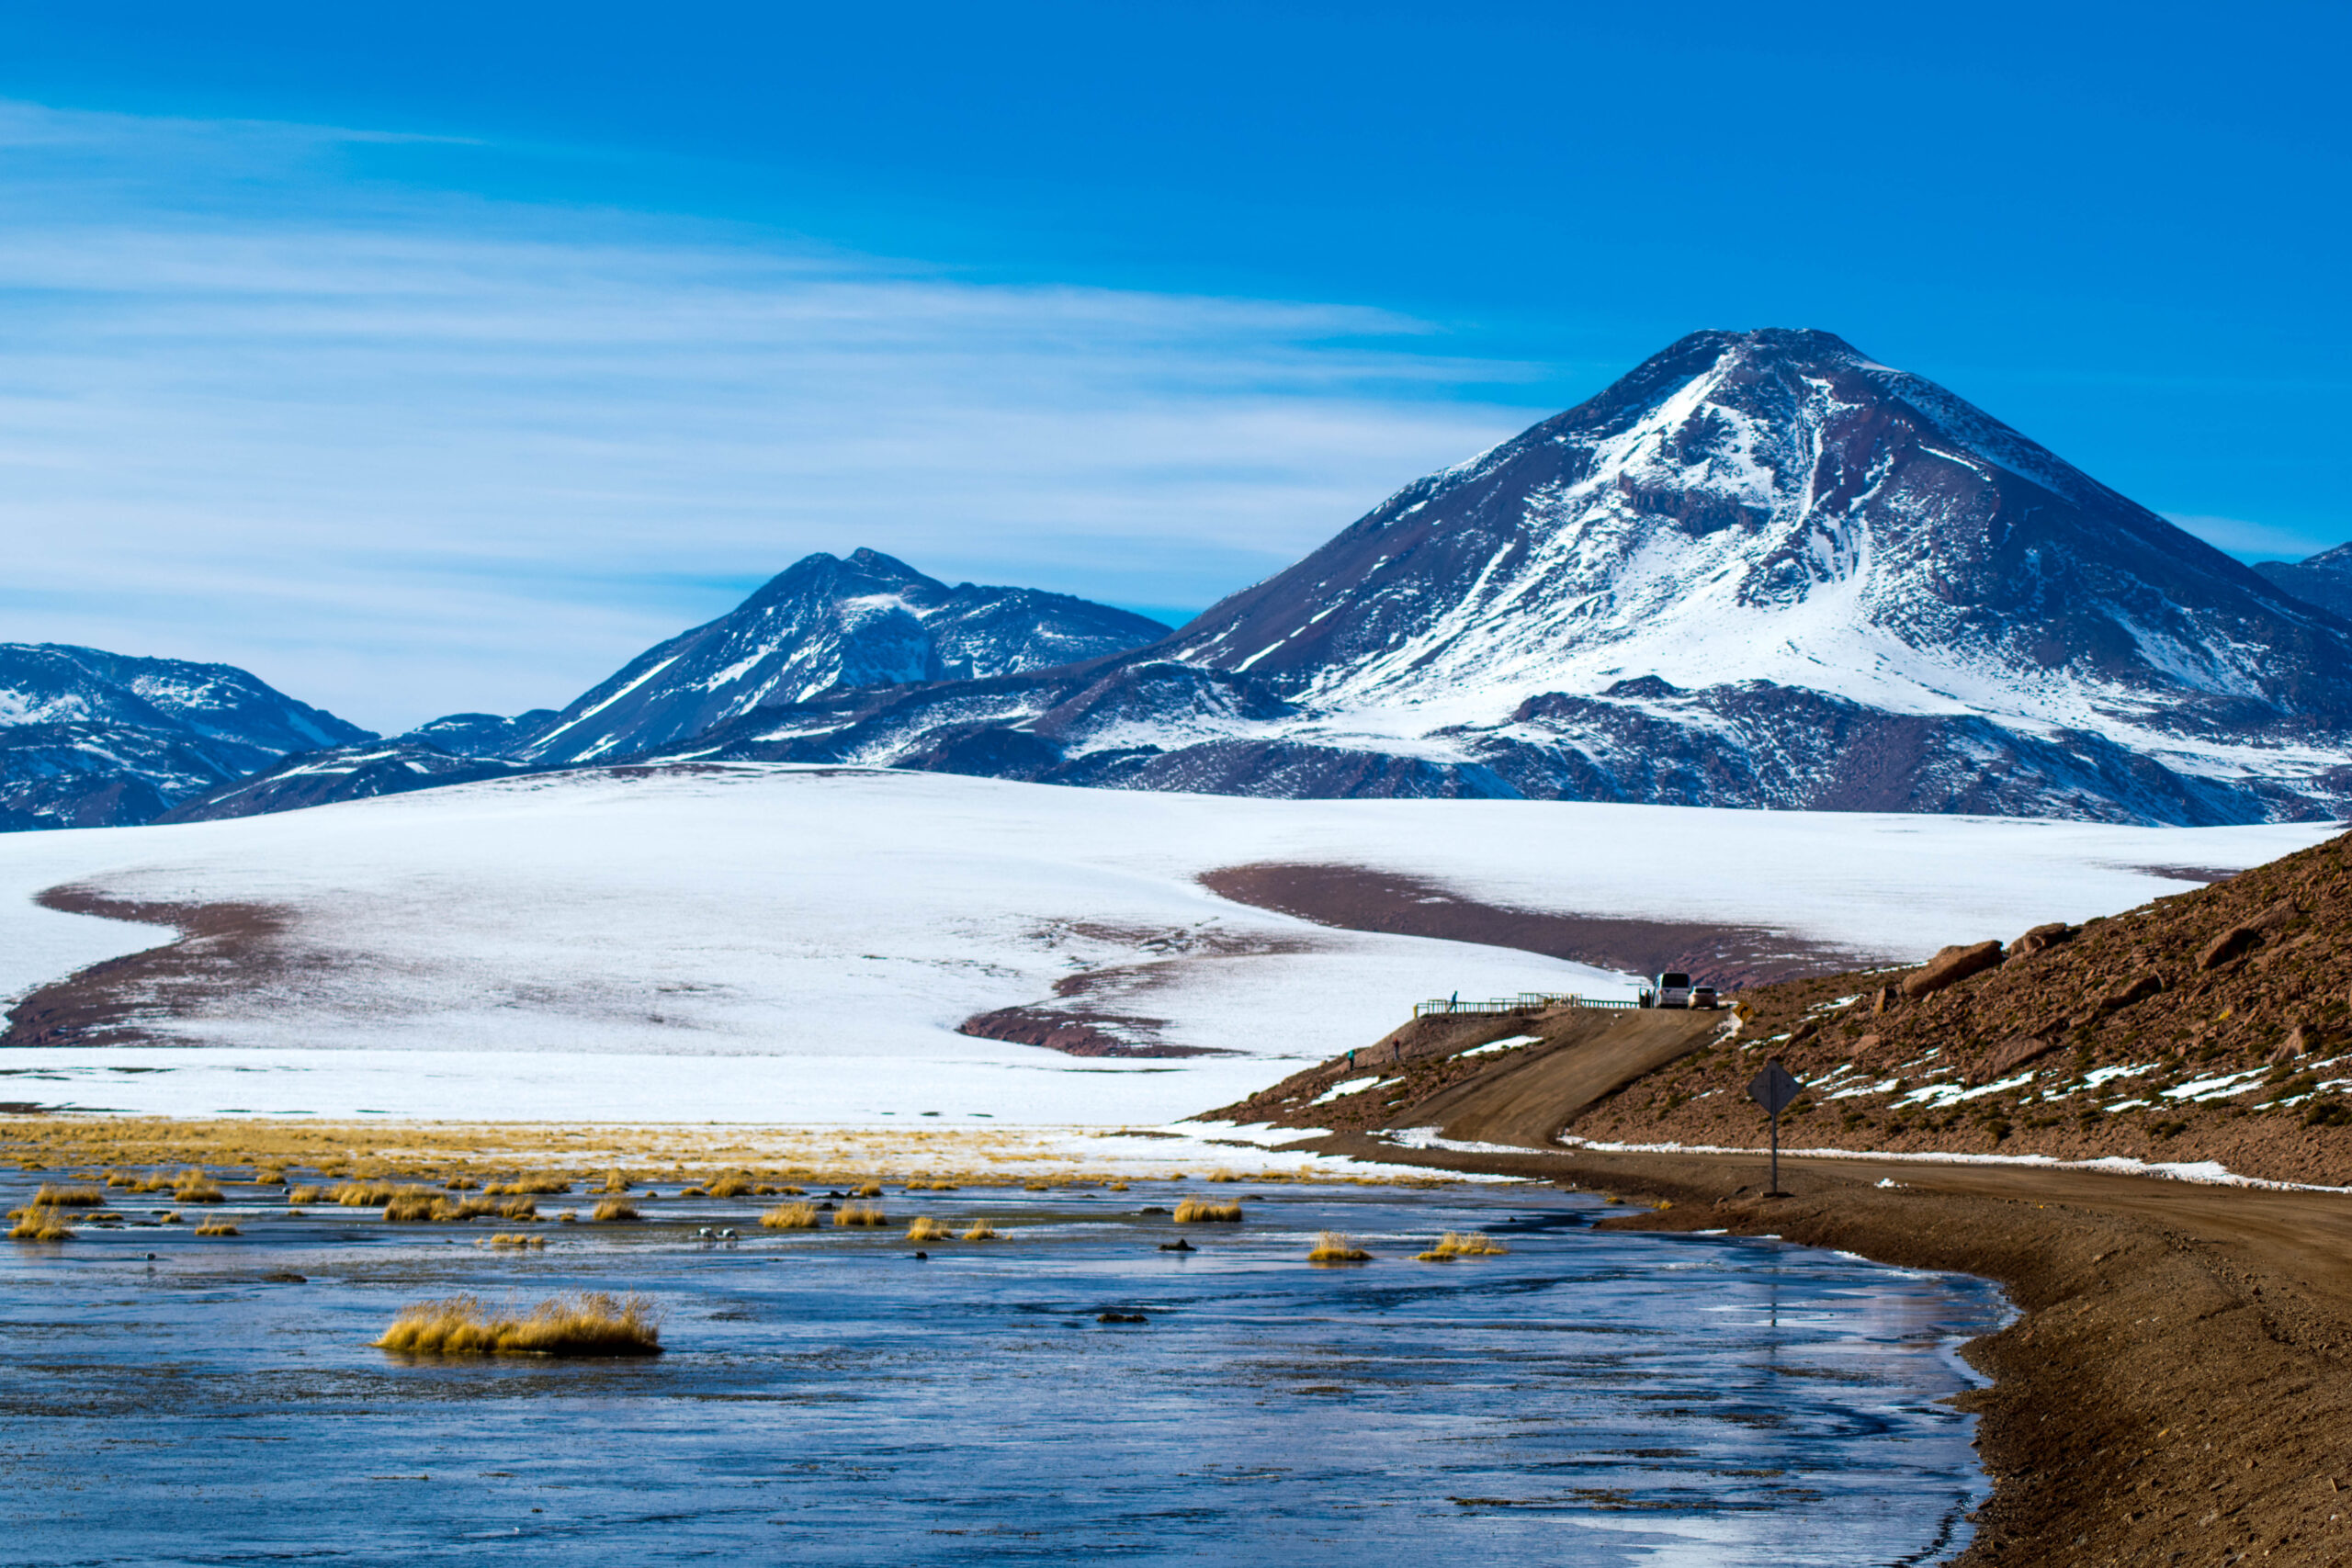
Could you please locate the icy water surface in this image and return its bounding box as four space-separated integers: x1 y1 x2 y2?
0 1179 2006 1565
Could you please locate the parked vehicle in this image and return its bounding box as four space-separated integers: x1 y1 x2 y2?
1690 985 1719 1010
1653 972 1696 1009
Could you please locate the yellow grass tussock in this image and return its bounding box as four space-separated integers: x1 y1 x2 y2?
833 1202 888 1227
286 1185 324 1204
444 1175 481 1190
852 1181 883 1199
1172 1199 1243 1224
484 1175 571 1195
590 1198 641 1223
32 1184 105 1208
959 1219 1000 1241
703 1171 756 1198
478 1233 546 1249
334 1181 401 1207
374 1292 661 1357
905 1215 947 1241
172 1169 226 1203
760 1201 818 1230
1307 1231 1372 1262
193 1219 241 1236
8 1206 74 1241
591 1169 632 1194
1417 1231 1508 1261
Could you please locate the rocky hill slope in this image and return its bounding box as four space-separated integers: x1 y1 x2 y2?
1223 830 2352 1185
2254 541 2352 621
150 553 1170 824
516 548 1170 766
677 330 2352 823
0 644 373 829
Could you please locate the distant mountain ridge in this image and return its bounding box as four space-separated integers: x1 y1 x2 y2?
148 553 1171 824
516 548 1170 765
22 330 2352 831
2253 543 2352 623
657 330 2352 824
0 644 373 829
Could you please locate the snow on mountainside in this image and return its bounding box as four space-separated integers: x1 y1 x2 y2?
0 645 374 830
2253 542 2352 623
517 549 1170 765
674 330 2352 824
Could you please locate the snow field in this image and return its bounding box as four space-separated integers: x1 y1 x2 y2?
0 763 2330 1123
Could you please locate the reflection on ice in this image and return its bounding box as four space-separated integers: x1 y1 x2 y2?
1 1179 2006 1565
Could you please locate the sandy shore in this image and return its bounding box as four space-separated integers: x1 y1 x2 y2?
1297 1131 2352 1566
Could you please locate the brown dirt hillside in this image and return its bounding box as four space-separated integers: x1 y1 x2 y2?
1572 829 2352 1185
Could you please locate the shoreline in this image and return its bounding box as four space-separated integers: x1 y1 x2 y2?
1293 1131 2352 1566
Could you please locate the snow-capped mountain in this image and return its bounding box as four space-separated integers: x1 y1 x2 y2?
0 644 374 829
672 330 2352 824
516 549 1170 765
146 553 1172 824
2253 542 2352 623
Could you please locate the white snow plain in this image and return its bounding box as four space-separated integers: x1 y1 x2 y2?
0 763 2329 1124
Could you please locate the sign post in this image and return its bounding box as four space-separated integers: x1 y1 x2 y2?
1746 1061 1801 1197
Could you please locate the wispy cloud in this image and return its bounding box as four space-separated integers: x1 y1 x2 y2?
2165 514 2334 564
0 101 1548 729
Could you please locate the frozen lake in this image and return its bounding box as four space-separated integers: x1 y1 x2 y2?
2 1177 2007 1565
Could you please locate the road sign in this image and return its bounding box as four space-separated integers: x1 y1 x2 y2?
1747 1063 1800 1115
1747 1061 1801 1195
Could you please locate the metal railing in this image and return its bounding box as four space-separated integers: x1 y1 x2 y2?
1411 992 1639 1019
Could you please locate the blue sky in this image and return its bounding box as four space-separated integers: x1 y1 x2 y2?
3 2 2346 729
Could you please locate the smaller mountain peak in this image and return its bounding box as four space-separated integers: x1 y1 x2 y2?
845 547 930 581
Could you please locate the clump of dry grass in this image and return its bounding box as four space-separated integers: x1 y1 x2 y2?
905 1215 947 1242
959 1219 1000 1241
701 1170 757 1198
478 1233 546 1249
1106 1180 1129 1192
286 1185 324 1204
1307 1232 1372 1262
676 1185 710 1198
590 1198 641 1223
851 1181 883 1199
590 1169 632 1194
833 1202 888 1227
443 1175 481 1190
158 1210 182 1224
373 1292 662 1357
1206 1169 1242 1183
8 1205 74 1241
383 1188 540 1224
31 1184 105 1208
485 1175 571 1195
760 1201 818 1230
194 1218 240 1236
1417 1232 1508 1261
105 1170 166 1192
333 1181 401 1207
1172 1199 1243 1224
252 1168 287 1186
172 1170 226 1203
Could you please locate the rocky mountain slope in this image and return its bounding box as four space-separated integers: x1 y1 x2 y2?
2253 541 2352 621
150 553 1170 823
516 549 1170 766
683 331 2352 823
1214 829 2352 1185
0 644 373 829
